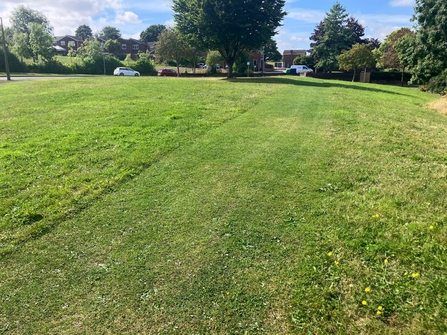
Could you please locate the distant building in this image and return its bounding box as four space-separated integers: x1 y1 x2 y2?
282 50 307 68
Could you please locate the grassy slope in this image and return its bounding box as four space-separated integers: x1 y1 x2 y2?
1 77 446 334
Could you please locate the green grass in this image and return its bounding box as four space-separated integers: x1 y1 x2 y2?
1 76 446 334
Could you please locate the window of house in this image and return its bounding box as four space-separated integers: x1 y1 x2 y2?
132 44 139 50
68 41 75 47
122 44 127 49
61 41 66 46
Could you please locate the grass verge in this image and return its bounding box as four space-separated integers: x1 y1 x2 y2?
1 76 446 334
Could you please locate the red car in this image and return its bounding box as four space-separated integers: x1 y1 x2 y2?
157 68 178 77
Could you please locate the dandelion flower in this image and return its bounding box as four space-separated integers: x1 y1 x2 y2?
365 287 371 293
334 260 339 265
430 225 434 230
404 272 408 276
327 252 333 257
362 300 367 305
373 213 380 218
412 273 419 278
384 259 389 264
377 311 382 315
377 306 383 311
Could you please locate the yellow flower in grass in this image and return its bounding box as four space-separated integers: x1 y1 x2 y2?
404 272 408 276
377 310 382 315
377 306 383 311
430 225 434 230
412 273 420 278
327 251 333 257
364 287 371 293
384 258 389 264
373 213 380 219
362 300 368 306
334 260 339 265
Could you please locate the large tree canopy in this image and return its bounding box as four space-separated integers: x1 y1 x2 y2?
311 2 365 72
406 0 447 84
140 24 166 42
337 43 376 82
9 5 53 62
10 5 52 35
75 25 93 40
98 26 121 40
173 0 286 77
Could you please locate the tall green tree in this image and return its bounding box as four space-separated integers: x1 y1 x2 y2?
263 38 282 62
405 0 447 84
140 24 166 42
173 0 286 78
337 43 376 82
9 5 53 62
311 2 357 72
98 26 121 40
104 39 120 53
75 24 93 40
29 22 54 62
78 38 103 62
374 28 415 86
10 5 52 36
155 28 188 75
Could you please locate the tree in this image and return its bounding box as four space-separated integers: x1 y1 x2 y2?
11 32 32 61
140 24 166 42
9 5 53 62
29 22 54 62
75 25 93 40
104 39 120 53
206 50 224 73
98 26 121 40
78 38 103 62
263 38 282 62
364 38 381 50
347 16 365 44
404 0 447 85
10 5 52 36
155 28 188 75
337 43 376 82
312 2 355 72
173 0 286 78
374 28 415 86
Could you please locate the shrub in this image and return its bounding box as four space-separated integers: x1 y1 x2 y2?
0 48 28 72
427 70 447 95
132 58 156 74
28 60 72 74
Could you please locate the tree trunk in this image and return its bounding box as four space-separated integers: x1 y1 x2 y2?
352 69 356 82
401 68 404 86
226 61 234 78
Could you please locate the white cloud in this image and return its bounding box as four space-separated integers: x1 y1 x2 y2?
115 11 141 25
390 0 415 7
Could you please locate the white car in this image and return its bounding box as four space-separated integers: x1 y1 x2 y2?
113 67 140 76
289 65 313 74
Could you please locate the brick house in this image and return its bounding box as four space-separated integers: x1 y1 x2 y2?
54 35 84 54
116 38 148 59
282 50 307 68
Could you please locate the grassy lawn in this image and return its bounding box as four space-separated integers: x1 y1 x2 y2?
0 76 446 334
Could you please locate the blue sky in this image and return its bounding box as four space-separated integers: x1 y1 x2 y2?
0 0 415 52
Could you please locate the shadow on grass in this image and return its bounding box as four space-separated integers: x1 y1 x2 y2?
226 76 413 97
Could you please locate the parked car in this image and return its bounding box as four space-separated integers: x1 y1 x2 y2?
113 67 140 76
288 65 313 74
197 63 206 68
158 68 178 77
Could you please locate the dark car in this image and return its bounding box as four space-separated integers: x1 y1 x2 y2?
157 68 178 77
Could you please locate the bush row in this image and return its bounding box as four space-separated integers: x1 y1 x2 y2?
0 50 156 75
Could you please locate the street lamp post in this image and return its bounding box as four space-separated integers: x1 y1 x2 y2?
0 17 11 81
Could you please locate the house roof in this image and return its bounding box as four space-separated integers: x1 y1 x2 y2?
283 50 307 56
55 35 83 42
53 45 67 51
